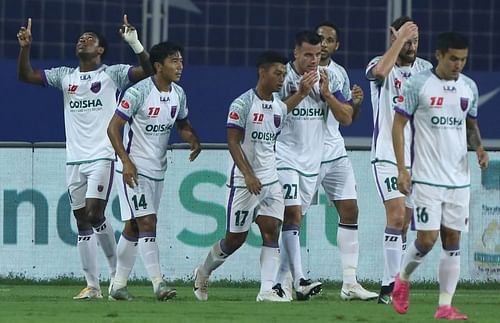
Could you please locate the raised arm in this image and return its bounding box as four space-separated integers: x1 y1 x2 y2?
466 118 489 169
107 113 138 188
17 18 44 85
176 119 202 162
392 112 411 195
369 21 418 81
120 14 153 82
226 127 261 195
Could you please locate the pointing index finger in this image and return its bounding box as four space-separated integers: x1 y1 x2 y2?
27 18 32 32
123 14 129 26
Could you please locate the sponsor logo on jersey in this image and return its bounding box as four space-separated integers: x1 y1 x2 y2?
67 84 78 94
392 95 404 104
160 96 169 103
291 108 324 117
145 123 173 133
394 78 402 89
69 99 103 109
430 116 463 126
443 85 456 92
97 185 104 192
229 111 240 120
262 103 272 110
121 100 130 109
251 131 276 141
80 74 91 81
274 114 281 128
90 81 101 93
400 71 412 78
460 97 469 111
171 106 177 118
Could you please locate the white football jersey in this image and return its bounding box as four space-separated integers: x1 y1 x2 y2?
276 62 344 176
322 60 352 162
226 89 288 187
397 69 478 187
115 77 188 180
366 56 432 166
43 64 131 164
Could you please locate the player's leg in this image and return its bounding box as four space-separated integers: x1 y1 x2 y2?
254 183 289 302
372 162 406 303
85 160 117 281
393 184 442 314
434 187 469 320
194 186 256 301
68 165 102 300
324 158 377 300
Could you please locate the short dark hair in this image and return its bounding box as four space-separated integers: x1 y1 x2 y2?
256 51 287 69
436 32 469 53
390 16 413 32
314 21 340 42
149 41 184 72
87 31 108 59
295 30 322 48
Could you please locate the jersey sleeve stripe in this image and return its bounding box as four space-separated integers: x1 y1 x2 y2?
126 66 134 82
333 90 347 103
466 113 477 120
394 107 412 119
115 109 130 121
226 123 245 130
41 70 49 87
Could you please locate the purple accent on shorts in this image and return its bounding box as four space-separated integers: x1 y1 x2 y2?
414 240 430 255
410 117 415 167
263 241 279 248
138 232 156 238
338 223 358 230
126 128 134 154
226 185 236 232
372 164 386 201
105 161 114 201
41 70 49 87
384 227 402 235
123 178 135 219
282 224 300 232
78 229 94 236
410 211 416 230
219 239 233 255
115 109 130 121
121 232 138 242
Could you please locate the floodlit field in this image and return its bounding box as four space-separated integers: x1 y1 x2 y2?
0 282 498 323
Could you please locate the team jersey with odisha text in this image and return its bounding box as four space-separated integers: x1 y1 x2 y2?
115 77 188 180
43 64 132 164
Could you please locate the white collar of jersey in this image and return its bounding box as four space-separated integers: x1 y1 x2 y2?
253 88 274 102
77 64 105 74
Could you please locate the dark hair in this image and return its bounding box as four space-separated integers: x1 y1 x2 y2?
436 32 469 53
314 21 340 42
294 30 322 48
256 51 287 69
87 31 108 59
390 16 413 32
149 41 184 72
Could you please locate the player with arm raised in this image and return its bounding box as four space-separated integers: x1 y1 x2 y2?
391 31 488 320
315 21 378 301
192 51 290 302
365 16 432 304
17 15 152 300
107 41 201 301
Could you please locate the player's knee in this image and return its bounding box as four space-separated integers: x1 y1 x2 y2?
261 230 280 244
417 232 439 251
338 205 359 224
136 214 157 233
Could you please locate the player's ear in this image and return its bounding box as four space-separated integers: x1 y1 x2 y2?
435 49 442 61
335 41 340 51
153 61 162 73
97 46 105 56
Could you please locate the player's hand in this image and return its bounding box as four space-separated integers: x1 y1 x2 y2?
397 169 412 196
351 84 364 106
122 159 139 188
319 69 330 97
17 18 32 48
189 141 202 161
390 21 418 42
120 14 144 54
245 174 262 195
476 147 489 169
298 70 317 98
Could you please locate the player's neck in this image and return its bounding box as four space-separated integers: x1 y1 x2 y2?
319 57 331 67
255 85 273 101
153 75 172 92
79 58 101 72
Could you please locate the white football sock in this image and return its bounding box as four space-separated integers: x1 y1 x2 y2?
338 224 359 285
77 230 99 289
113 233 138 290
